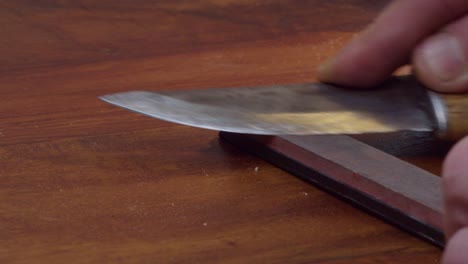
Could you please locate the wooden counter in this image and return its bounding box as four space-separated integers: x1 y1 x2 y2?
1 1 442 263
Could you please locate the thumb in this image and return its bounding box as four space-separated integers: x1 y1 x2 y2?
413 16 468 93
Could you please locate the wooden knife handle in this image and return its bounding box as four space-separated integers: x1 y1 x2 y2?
430 92 468 140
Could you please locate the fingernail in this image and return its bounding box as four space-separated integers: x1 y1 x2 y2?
419 34 467 82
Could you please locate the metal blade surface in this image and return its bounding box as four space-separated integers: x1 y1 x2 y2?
100 78 433 135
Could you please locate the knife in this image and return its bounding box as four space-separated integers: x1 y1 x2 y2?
100 76 468 140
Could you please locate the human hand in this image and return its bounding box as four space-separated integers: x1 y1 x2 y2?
318 0 468 93
317 0 468 263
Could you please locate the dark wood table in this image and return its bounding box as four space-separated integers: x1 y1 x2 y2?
1 1 443 263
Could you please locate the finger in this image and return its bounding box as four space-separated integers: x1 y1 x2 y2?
413 15 468 93
442 136 468 239
442 227 468 264
318 0 468 88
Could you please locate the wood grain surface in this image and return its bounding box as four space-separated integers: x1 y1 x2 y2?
1 1 444 263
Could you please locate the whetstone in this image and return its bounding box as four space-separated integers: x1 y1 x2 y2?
219 132 445 247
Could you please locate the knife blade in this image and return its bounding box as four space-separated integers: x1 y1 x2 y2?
100 76 468 140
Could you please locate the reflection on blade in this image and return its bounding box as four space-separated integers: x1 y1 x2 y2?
100 78 433 135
